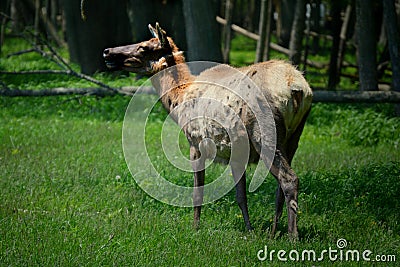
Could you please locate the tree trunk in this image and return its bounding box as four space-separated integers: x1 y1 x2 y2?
289 0 306 66
255 0 271 63
276 0 296 48
328 2 354 90
34 0 40 39
243 0 258 32
50 0 58 26
355 0 378 91
0 0 9 14
327 2 343 90
127 0 187 52
310 0 321 53
182 0 223 62
262 0 273 61
10 0 34 32
383 0 400 91
1 0 11 53
222 0 234 63
236 0 259 33
62 0 132 74
383 0 400 115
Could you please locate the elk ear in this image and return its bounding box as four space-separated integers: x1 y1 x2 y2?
155 22 171 50
148 24 158 39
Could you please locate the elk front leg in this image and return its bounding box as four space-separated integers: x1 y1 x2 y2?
231 163 253 231
270 150 299 238
191 146 205 229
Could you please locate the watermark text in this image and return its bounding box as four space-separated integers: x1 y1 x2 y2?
257 238 396 263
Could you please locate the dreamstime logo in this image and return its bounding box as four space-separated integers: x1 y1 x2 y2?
257 238 397 263
336 238 347 249
122 61 277 207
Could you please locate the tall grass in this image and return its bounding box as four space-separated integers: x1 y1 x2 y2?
1 96 399 266
1 35 399 266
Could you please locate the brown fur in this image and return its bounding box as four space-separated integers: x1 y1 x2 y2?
104 24 313 238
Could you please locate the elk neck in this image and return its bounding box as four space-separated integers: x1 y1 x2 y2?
152 50 195 114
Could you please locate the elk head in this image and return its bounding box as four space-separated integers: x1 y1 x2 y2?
103 23 182 75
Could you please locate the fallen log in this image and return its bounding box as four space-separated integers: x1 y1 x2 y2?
312 90 400 103
1 87 399 103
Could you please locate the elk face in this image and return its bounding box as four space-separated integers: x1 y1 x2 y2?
103 23 175 75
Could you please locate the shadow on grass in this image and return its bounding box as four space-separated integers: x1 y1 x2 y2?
221 162 400 241
301 162 400 220
297 162 400 240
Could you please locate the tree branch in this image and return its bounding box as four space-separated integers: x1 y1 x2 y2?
1 70 70 75
0 86 155 97
5 31 124 94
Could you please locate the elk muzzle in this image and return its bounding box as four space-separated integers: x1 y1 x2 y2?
103 44 146 72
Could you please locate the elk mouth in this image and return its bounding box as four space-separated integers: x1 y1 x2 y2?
110 59 141 69
104 60 119 69
104 55 144 72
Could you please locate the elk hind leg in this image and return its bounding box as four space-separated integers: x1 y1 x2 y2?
269 109 309 237
231 163 253 230
269 150 299 238
271 184 285 236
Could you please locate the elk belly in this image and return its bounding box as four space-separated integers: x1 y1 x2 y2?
178 96 249 164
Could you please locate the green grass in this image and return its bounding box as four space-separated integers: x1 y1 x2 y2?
1 35 400 266
1 96 399 266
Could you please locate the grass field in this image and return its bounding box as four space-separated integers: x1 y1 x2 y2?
1 36 400 266
1 98 399 266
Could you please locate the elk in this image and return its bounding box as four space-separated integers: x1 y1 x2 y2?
103 23 312 237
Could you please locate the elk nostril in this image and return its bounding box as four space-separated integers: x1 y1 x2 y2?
103 49 110 57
